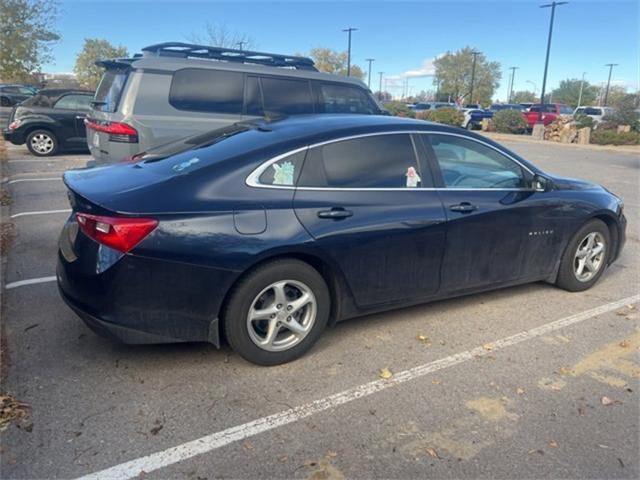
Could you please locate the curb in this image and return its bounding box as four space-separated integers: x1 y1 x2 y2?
479 131 640 154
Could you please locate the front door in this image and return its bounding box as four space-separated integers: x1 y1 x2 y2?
293 133 447 308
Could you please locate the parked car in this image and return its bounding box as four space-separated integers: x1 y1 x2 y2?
523 103 573 129
3 89 94 156
0 84 36 107
490 103 526 112
86 42 381 164
519 102 534 111
463 103 483 110
410 102 457 111
57 114 626 365
573 106 614 126
462 108 493 129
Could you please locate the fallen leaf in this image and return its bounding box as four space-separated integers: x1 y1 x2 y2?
416 334 430 344
548 440 558 448
431 379 441 385
619 340 630 348
627 305 636 310
278 455 288 463
598 444 610 449
243 440 254 450
528 449 544 455
516 387 525 395
482 343 494 351
615 309 628 316
601 396 621 406
0 395 31 432
426 447 439 459
379 368 393 380
325 450 338 458
149 424 163 435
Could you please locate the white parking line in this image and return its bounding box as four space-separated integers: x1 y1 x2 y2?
76 294 640 480
5 276 57 290
10 209 71 219
7 177 62 184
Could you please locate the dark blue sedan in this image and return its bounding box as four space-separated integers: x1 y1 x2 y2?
57 115 626 365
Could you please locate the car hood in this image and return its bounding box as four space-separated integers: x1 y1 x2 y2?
549 174 604 191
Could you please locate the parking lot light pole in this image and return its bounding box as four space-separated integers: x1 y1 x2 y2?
508 66 519 103
343 27 358 76
603 63 618 106
469 50 481 105
538 1 568 122
365 58 375 88
577 72 586 109
236 41 245 51
378 71 384 100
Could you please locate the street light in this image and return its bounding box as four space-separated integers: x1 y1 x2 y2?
508 66 519 103
378 72 384 100
469 50 481 104
538 1 568 121
365 58 375 88
603 63 618 106
342 27 358 76
577 72 586 109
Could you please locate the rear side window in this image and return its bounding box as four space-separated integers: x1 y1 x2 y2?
298 134 425 189
54 94 91 110
260 77 313 115
94 69 129 113
170 69 244 114
316 83 377 114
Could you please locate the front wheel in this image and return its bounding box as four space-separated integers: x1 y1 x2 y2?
556 219 610 292
26 129 58 156
223 259 330 365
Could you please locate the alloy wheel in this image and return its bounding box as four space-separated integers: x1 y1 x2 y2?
30 133 54 154
246 280 317 352
573 231 606 282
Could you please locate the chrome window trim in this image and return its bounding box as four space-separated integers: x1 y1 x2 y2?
245 130 537 191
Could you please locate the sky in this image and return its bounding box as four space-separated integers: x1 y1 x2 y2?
45 0 639 101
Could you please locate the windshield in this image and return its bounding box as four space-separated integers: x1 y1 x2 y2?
94 69 129 112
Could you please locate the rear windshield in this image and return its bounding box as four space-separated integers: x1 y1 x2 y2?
94 69 129 112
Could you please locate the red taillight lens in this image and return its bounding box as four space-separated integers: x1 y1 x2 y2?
8 120 20 130
84 119 138 143
76 213 158 253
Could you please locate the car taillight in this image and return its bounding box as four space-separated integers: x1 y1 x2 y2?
84 119 138 143
76 213 158 253
8 120 20 130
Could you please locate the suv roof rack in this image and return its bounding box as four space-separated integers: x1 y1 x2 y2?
141 42 318 71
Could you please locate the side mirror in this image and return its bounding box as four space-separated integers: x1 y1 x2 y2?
532 174 550 192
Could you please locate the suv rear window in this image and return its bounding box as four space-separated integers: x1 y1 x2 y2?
316 83 377 114
170 69 244 114
94 69 129 112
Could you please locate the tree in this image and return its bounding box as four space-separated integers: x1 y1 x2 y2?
74 39 128 90
308 48 365 80
187 22 255 50
550 78 598 108
511 90 537 103
0 0 60 82
601 85 628 108
432 47 501 106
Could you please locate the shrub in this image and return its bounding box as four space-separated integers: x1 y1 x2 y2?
383 101 415 118
421 107 464 127
492 109 528 134
590 130 640 145
573 113 594 130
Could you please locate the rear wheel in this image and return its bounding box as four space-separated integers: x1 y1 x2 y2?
556 219 610 292
26 129 58 156
223 259 330 365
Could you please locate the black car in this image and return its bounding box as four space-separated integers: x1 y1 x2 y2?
0 84 36 107
3 89 94 156
57 115 626 365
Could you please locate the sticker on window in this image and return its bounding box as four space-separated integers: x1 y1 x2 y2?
272 161 295 185
406 166 421 187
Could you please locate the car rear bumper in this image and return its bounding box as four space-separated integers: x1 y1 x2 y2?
2 128 24 145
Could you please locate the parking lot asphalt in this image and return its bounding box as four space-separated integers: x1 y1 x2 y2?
1 139 639 479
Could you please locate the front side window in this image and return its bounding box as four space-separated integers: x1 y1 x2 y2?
170 69 244 114
260 77 313 115
258 150 306 186
425 134 527 189
298 134 425 189
54 95 82 110
316 83 377 114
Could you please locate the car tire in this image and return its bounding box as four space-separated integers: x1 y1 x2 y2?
555 219 610 292
26 129 58 157
223 259 330 366
465 122 474 130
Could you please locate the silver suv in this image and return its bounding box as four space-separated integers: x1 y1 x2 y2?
87 42 382 163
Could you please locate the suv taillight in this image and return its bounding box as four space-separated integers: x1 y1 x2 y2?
76 213 158 253
84 119 138 143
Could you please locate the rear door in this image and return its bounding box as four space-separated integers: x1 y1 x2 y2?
292 132 447 308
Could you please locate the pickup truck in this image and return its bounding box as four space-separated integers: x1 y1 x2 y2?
523 103 574 128
462 108 493 130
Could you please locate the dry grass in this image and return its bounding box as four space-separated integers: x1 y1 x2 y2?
0 135 6 162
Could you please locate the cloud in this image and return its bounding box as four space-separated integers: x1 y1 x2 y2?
387 54 442 81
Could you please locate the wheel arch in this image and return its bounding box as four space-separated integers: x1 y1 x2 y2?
589 212 620 265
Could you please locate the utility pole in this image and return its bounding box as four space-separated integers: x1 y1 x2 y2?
603 63 618 106
378 72 384 100
236 41 245 51
577 72 586 109
342 27 358 76
469 50 481 105
538 1 568 122
365 58 375 88
508 66 519 103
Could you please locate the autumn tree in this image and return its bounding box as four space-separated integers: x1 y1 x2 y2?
433 47 501 105
188 22 255 50
74 39 128 90
550 78 598 108
0 0 60 82
308 48 365 80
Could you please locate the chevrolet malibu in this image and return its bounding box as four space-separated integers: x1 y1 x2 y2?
57 115 626 365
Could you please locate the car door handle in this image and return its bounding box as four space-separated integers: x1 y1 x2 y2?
449 202 478 213
317 208 353 219
75 115 86 120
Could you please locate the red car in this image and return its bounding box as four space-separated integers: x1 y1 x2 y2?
523 103 574 128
